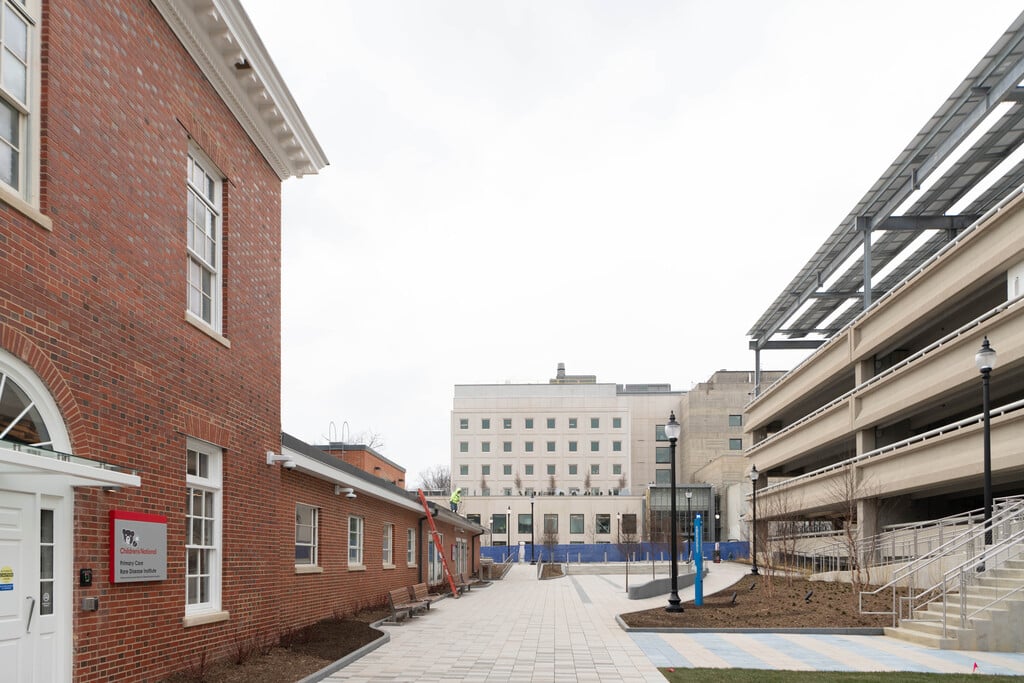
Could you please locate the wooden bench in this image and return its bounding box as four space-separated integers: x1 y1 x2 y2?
387 587 429 623
408 582 443 609
456 573 473 594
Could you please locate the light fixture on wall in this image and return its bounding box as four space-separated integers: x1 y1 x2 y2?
266 451 296 469
335 486 357 499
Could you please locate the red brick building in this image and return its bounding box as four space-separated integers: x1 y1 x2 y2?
0 1 480 681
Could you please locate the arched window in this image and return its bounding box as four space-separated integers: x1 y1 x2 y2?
0 370 52 447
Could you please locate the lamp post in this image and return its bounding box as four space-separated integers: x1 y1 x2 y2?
530 493 536 564
975 336 997 546
664 411 683 612
685 489 693 561
750 465 760 575
714 513 720 543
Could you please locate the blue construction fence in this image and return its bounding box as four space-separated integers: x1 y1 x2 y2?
481 541 750 564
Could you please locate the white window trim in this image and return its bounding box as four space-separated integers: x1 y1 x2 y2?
295 503 319 568
382 523 394 568
0 0 43 215
186 146 224 334
406 528 416 567
185 438 224 621
348 515 364 569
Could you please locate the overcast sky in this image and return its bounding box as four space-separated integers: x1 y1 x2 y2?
241 1 1022 486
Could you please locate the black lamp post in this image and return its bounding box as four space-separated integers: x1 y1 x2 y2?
715 513 720 543
975 336 997 546
506 505 512 550
685 489 693 560
749 466 757 573
664 411 683 612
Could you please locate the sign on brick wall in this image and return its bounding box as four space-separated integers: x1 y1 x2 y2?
109 510 168 583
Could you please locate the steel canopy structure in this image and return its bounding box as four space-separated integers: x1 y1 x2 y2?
748 11 1024 391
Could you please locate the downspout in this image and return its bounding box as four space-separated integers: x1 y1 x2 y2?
417 516 426 584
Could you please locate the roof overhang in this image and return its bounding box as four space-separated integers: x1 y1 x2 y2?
150 0 328 180
749 10 1024 350
0 442 141 489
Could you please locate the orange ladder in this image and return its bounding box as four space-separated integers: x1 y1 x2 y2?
418 489 460 597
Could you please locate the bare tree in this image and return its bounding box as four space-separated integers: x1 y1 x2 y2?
514 471 522 492
418 465 451 493
583 472 592 493
548 474 557 494
352 430 385 450
617 475 627 492
541 519 559 562
760 487 804 592
825 464 875 603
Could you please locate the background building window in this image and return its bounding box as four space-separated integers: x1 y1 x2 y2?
459 418 468 429
525 418 534 429
482 418 490 429
729 414 743 427
524 441 534 452
570 514 584 534
568 441 578 452
503 441 512 452
590 417 599 428
481 464 490 475
546 464 555 475
729 438 743 450
503 418 512 429
459 441 468 452
656 446 671 463
518 513 532 534
295 503 318 566
525 464 534 475
503 464 512 475
613 417 622 429
613 441 622 452
596 514 611 534
568 464 578 475
612 463 622 475
590 441 599 452
491 513 507 534
546 441 556 452
481 441 491 452
655 469 671 485
459 464 468 475
544 514 558 533
546 418 556 428
569 418 578 429
590 464 600 475
656 424 667 441
621 513 638 534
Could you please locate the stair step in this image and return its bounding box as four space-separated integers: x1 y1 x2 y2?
885 625 957 649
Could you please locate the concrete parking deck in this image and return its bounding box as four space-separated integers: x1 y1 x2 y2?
321 562 1024 682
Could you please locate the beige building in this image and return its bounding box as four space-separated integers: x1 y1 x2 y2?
744 14 1024 537
450 365 778 545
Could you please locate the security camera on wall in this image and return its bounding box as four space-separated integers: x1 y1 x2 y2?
283 459 297 470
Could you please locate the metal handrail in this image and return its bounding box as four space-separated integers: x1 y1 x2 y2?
858 500 1024 627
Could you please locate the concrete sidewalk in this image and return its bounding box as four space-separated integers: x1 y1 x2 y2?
322 562 1024 682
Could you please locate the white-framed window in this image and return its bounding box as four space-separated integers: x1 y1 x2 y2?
348 515 364 567
0 0 41 208
428 532 444 584
186 148 223 331
383 523 394 567
295 503 318 566
186 439 222 615
406 528 416 566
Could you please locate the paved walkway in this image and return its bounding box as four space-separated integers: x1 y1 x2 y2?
323 562 1024 682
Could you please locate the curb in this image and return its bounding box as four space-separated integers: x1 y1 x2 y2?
296 623 391 683
615 614 884 635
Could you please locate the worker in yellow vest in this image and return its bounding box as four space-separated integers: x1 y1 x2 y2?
449 487 461 513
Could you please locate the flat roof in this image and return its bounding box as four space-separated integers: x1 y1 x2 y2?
749 10 1024 350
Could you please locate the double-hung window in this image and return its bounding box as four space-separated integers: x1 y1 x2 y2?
348 516 364 567
186 149 223 331
295 504 318 567
406 529 416 566
0 0 41 211
383 523 394 567
186 439 222 619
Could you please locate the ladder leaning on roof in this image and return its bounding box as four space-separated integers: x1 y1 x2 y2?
417 488 460 597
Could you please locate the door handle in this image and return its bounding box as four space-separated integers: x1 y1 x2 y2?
25 596 35 633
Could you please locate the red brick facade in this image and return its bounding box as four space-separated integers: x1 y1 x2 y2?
0 2 478 681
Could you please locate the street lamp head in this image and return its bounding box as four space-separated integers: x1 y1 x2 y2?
685 490 692 500
665 411 681 441
975 336 997 373
506 506 512 514
749 465 759 482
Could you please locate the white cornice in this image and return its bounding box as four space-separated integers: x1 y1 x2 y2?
150 0 328 180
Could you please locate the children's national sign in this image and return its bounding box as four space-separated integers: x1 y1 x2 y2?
110 510 167 582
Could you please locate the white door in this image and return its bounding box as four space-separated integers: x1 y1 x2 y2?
0 491 62 683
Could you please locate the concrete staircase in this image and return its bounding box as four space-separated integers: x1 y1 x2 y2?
884 558 1024 651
